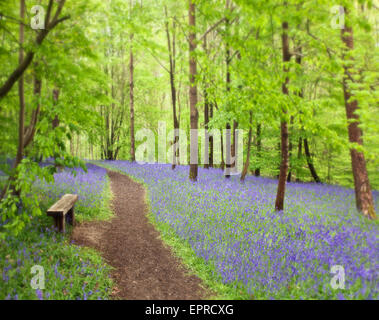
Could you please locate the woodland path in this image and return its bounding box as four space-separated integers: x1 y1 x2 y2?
71 169 206 300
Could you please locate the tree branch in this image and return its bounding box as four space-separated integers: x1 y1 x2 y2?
200 17 226 41
0 2 69 100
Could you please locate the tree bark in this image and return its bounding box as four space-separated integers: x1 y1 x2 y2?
255 123 261 177
341 9 376 219
203 34 209 170
52 88 60 129
23 65 42 149
204 87 209 169
209 103 214 167
188 0 198 181
303 138 321 183
241 111 253 182
129 34 136 162
15 0 26 173
275 20 290 211
1 0 27 200
225 122 231 178
225 15 232 179
231 120 238 173
165 7 179 169
287 116 294 182
294 44 321 183
296 137 302 181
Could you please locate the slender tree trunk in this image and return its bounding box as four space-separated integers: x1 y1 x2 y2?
341 9 376 219
255 123 261 177
296 137 302 181
23 66 42 149
203 33 209 170
204 87 209 169
76 135 80 158
225 122 231 178
241 111 253 182
287 116 294 182
6 0 27 199
231 120 238 173
275 20 290 211
295 45 321 183
209 103 214 167
188 0 198 181
15 0 26 172
220 132 225 170
70 136 74 155
303 138 321 183
165 8 179 169
129 34 136 162
52 88 60 129
225 16 232 179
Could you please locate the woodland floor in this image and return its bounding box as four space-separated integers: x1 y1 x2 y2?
71 169 207 300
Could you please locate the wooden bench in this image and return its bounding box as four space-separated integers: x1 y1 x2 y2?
47 194 78 233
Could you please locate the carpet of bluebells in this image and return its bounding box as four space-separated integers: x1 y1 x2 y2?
0 164 113 300
37 163 111 221
102 161 379 300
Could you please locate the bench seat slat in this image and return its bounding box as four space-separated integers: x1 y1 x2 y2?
47 194 78 216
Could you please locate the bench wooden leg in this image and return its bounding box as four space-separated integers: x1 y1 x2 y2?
71 205 75 226
53 216 59 230
67 206 75 227
56 214 65 233
61 214 65 233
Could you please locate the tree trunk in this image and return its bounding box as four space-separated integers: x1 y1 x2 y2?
76 135 80 158
70 136 74 155
287 116 294 182
220 131 225 171
275 20 290 211
129 34 136 162
204 87 209 169
52 88 60 129
188 0 198 181
296 137 302 181
341 9 376 219
23 65 42 149
15 0 26 173
295 45 321 183
225 122 231 178
8 0 26 199
165 8 179 170
225 16 231 179
241 111 253 182
255 123 261 177
303 138 321 183
231 120 238 173
209 103 214 167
